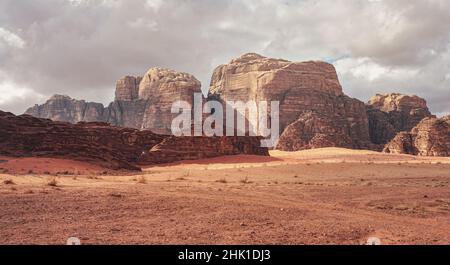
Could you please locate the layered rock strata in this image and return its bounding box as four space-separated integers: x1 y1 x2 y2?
0 111 268 170
209 53 371 151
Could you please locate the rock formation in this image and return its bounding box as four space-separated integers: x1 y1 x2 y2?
0 111 268 170
139 68 201 133
139 136 268 164
115 75 142 101
209 53 371 151
23 53 445 157
366 93 433 147
383 116 450 156
25 95 106 123
25 68 202 134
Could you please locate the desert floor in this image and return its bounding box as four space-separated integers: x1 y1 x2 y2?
1 148 449 245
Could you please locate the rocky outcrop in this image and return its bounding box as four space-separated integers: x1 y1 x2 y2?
25 68 202 134
139 68 201 133
139 136 269 164
383 116 449 157
366 93 434 147
25 95 106 123
115 76 142 101
209 53 371 151
0 110 163 170
0 111 268 170
276 111 353 151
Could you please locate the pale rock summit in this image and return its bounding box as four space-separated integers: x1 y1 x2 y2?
209 53 370 151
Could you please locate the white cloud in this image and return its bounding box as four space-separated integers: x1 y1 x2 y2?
0 0 449 115
0 79 46 115
0 27 25 48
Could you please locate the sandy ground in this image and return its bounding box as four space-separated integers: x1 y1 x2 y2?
0 148 449 245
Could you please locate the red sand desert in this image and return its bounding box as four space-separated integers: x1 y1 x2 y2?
1 148 449 245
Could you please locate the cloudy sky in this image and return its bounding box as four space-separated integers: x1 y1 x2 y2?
0 0 449 116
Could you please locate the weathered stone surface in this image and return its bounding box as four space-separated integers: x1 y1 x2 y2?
367 93 434 147
0 111 268 169
25 68 202 134
0 110 164 170
383 116 450 157
115 76 142 101
139 136 269 164
139 68 201 134
25 95 106 124
105 99 148 129
209 53 371 151
276 111 353 151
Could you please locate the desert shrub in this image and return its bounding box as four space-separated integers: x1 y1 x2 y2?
216 178 227 183
46 177 58 187
3 179 15 185
137 176 147 184
239 177 252 184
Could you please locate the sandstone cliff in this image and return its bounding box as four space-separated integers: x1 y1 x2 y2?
209 53 371 151
139 68 201 133
25 68 202 134
25 95 106 123
383 116 450 157
0 111 268 169
366 93 433 147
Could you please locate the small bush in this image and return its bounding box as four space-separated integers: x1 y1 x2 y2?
137 176 147 184
108 192 123 198
46 177 58 187
3 179 15 185
216 178 227 183
239 177 252 184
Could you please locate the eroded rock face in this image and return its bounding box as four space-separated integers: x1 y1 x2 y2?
25 95 106 123
367 93 433 147
383 116 450 157
0 110 164 170
209 53 371 151
115 76 142 101
25 68 202 134
277 111 353 151
139 136 269 164
0 111 268 169
139 68 201 134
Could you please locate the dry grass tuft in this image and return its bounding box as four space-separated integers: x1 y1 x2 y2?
216 178 227 183
3 179 15 185
137 176 147 184
46 177 58 187
239 177 253 184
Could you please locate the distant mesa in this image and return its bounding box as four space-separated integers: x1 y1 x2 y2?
22 53 448 157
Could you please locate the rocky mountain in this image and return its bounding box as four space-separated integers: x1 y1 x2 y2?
0 110 268 170
23 53 447 156
383 116 449 156
25 68 202 134
366 93 434 148
209 53 371 151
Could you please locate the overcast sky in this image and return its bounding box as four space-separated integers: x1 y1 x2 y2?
0 0 449 116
